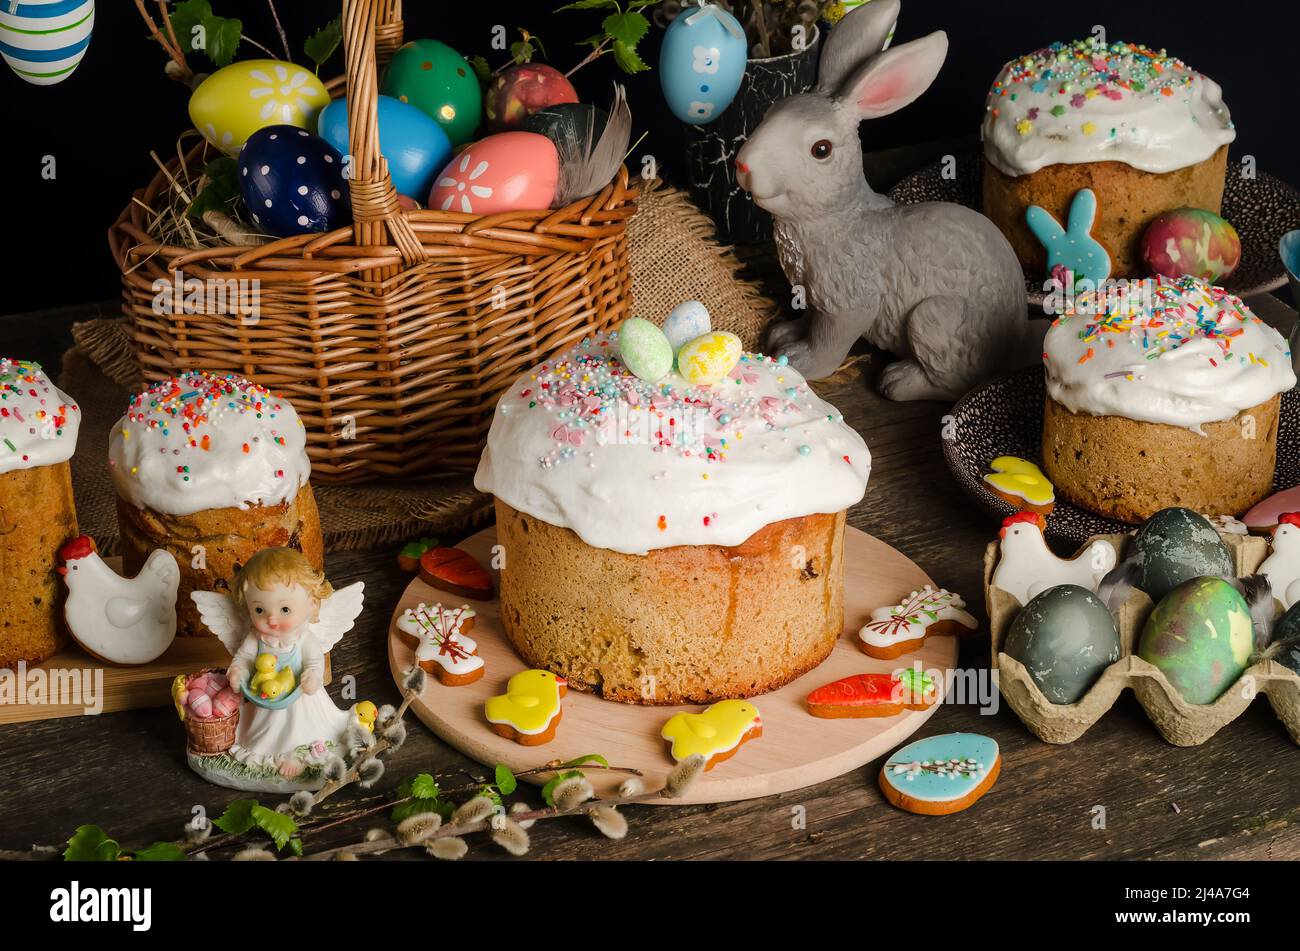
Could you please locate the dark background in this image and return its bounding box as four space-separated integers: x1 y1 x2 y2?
1 0 1294 316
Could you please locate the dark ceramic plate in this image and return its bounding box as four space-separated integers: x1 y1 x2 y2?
888 152 1300 306
944 368 1300 546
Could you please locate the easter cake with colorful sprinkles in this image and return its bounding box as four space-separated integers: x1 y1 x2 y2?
109 372 323 637
981 37 1236 279
474 328 872 704
1041 277 1295 523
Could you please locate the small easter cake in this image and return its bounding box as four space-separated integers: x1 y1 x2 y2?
0 359 80 667
982 38 1236 279
109 372 324 637
474 330 871 704
1041 277 1295 523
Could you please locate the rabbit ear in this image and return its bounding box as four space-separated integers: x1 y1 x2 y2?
816 0 901 95
840 30 948 120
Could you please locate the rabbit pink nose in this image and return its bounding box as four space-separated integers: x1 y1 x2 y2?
735 160 750 173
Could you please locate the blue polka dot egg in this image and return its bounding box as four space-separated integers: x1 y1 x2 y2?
239 125 350 238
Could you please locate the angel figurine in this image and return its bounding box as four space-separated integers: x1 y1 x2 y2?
189 547 366 792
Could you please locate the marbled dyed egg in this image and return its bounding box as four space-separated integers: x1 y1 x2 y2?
381 39 482 146
239 126 349 238
659 3 747 125
1270 601 1300 676
678 331 743 386
0 0 94 86
1138 576 1253 704
1003 585 1120 704
318 95 452 200
429 132 558 215
1142 208 1241 282
618 317 674 383
189 60 330 155
484 63 578 133
661 300 712 353
1131 508 1233 604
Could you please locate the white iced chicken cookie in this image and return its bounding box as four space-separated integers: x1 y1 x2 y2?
982 38 1235 177
108 371 311 516
1043 277 1296 433
0 358 80 475
473 333 871 555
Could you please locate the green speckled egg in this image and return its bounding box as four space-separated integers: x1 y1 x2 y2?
1138 576 1253 704
617 317 674 382
1132 508 1234 604
1004 585 1120 704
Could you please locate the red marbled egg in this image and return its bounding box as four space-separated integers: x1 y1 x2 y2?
1142 208 1241 282
484 63 578 133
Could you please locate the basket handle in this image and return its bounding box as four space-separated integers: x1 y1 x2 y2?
342 0 426 265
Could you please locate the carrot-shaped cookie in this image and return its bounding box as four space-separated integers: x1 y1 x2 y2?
806 670 936 719
660 700 761 771
485 670 567 746
397 537 439 573
419 547 493 600
396 602 483 686
858 586 977 659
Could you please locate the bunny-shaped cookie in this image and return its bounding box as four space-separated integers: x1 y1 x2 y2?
736 0 1033 400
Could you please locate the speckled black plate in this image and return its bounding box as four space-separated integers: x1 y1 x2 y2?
888 152 1300 306
944 368 1300 545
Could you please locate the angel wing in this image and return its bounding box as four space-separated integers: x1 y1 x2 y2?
190 590 251 656
309 582 365 653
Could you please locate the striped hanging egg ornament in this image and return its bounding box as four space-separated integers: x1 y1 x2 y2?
0 0 94 86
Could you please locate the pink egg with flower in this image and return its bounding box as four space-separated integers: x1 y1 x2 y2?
429 132 558 216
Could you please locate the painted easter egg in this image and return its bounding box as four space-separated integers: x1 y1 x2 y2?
429 131 558 215
1003 585 1120 704
239 126 349 238
318 95 452 200
1138 576 1253 704
618 317 674 383
381 39 482 146
0 0 94 86
1142 208 1242 282
659 3 747 125
1270 601 1300 676
661 300 712 353
484 63 578 133
678 331 743 386
189 59 330 156
1131 508 1234 604
521 102 609 150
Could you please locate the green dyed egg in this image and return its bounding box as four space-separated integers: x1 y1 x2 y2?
617 317 674 382
1004 585 1121 704
1132 508 1233 604
382 39 483 146
1138 576 1253 704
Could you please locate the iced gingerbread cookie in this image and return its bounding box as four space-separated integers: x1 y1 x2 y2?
1260 513 1300 611
485 670 567 746
806 670 937 719
879 732 1001 816
661 699 761 771
858 586 977 659
983 456 1055 514
419 547 493 600
397 602 483 686
397 537 438 573
992 511 1117 606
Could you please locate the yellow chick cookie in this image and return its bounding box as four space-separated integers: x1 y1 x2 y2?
485 670 568 746
661 700 762 771
982 456 1054 514
249 652 296 700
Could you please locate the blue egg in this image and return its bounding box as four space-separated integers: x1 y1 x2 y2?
318 94 452 199
659 5 747 125
239 126 350 238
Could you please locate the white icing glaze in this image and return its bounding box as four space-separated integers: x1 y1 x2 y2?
992 516 1117 606
473 333 871 555
982 38 1235 177
858 586 977 650
1043 277 1296 432
108 372 312 516
0 359 80 476
397 603 483 677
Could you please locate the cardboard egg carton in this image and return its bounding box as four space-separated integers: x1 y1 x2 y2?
984 531 1300 746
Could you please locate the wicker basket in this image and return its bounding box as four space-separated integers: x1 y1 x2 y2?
109 0 637 483
181 669 239 756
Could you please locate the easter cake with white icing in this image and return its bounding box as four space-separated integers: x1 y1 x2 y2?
1041 277 1295 523
474 329 871 704
109 372 324 637
981 38 1236 279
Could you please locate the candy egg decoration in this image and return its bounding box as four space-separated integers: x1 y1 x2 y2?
428 131 558 216
1003 585 1120 704
189 60 331 156
381 39 483 146
1137 576 1254 704
318 94 452 200
677 331 743 386
661 300 712 353
1129 508 1234 604
1142 208 1242 282
659 2 748 125
484 62 579 133
0 0 95 86
617 317 674 383
239 126 350 238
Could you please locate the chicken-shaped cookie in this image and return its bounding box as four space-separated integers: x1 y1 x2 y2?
396 602 483 686
1260 513 1300 610
660 700 762 771
992 511 1116 607
485 670 567 746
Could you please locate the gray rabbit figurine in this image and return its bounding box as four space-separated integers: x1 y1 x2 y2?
735 0 1033 400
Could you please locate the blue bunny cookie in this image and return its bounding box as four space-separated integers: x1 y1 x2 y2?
1026 188 1111 288
879 732 1001 815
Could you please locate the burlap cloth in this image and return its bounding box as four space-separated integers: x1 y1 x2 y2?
65 181 781 556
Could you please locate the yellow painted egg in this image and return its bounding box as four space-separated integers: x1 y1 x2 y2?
189 59 331 155
677 331 743 386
